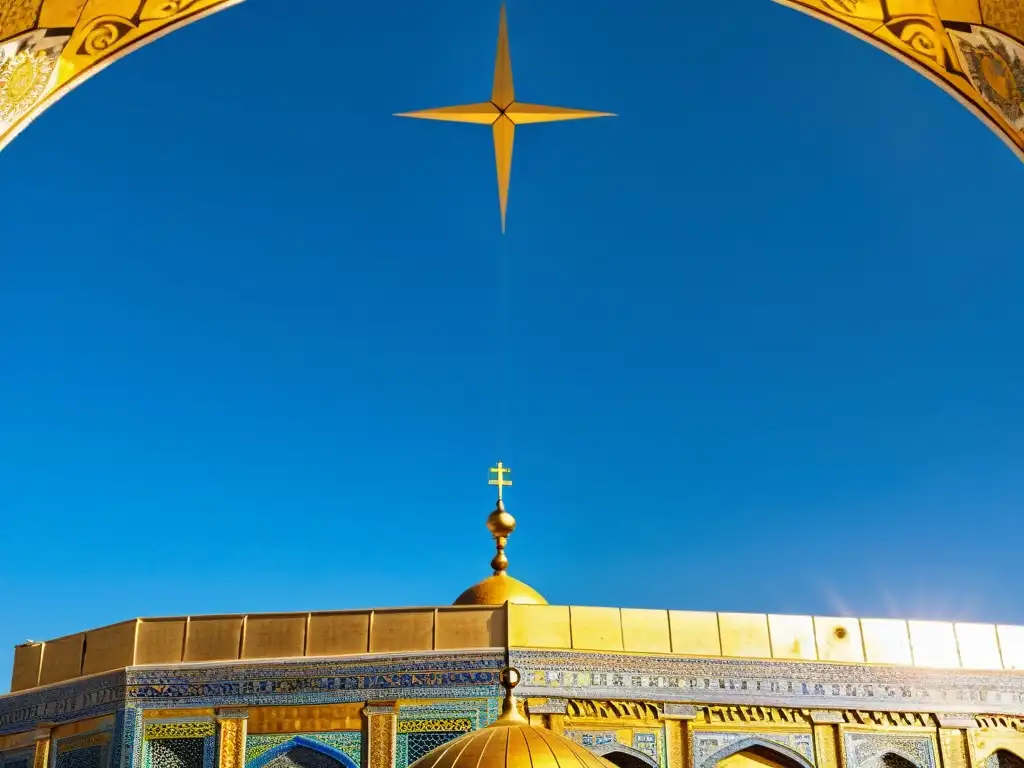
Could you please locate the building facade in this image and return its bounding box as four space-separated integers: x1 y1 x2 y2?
2 603 1024 768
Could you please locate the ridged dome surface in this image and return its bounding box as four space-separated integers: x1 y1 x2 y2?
407 717 616 768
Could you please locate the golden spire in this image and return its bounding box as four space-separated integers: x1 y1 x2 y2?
492 667 526 725
394 4 615 232
486 462 515 573
451 462 546 606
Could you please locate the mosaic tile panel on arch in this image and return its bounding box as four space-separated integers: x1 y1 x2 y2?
842 732 938 768
246 734 361 768
55 731 114 768
694 732 815 768
142 722 215 768
565 730 664 768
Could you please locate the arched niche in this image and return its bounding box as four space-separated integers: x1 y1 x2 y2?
702 738 814 768
876 755 918 768
246 738 359 768
985 750 1024 768
590 743 659 768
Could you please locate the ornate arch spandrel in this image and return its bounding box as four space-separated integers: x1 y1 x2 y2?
245 738 359 768
772 0 1024 162
0 0 244 155
699 737 816 768
978 748 1024 767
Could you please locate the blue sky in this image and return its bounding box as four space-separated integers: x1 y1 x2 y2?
1 0 1023 691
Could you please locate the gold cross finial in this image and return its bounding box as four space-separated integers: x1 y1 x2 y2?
488 461 512 500
394 4 615 232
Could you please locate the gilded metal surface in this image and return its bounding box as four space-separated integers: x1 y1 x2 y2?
407 670 617 768
11 643 42 692
395 5 613 232
365 707 396 768
666 719 684 768
215 715 246 768
0 0 242 155
144 722 215 739
813 724 841 768
940 728 972 768
775 0 1024 161
31 728 50 768
453 478 546 606
246 704 363 734
82 622 137 677
38 633 84 687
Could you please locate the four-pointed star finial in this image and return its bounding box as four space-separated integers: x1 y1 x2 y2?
395 5 615 232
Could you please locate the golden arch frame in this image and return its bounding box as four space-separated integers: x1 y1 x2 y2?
774 0 1024 163
0 0 244 155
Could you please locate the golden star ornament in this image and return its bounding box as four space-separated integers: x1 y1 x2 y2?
395 5 615 232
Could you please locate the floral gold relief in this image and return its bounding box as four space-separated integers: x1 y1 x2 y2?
216 717 247 768
777 0 1024 160
0 0 243 155
366 711 396 768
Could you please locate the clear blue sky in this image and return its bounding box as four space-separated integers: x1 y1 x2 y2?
1 0 1022 692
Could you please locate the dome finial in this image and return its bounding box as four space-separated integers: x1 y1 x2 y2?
486 462 516 574
451 463 547 606
493 666 526 724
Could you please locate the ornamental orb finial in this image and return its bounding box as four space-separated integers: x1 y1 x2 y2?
450 462 547 606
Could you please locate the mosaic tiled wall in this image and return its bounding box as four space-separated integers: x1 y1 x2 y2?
0 750 32 768
142 722 215 768
246 735 360 768
56 732 114 768
147 741 205 768
394 699 499 768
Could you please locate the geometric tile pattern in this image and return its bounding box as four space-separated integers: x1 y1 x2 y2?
393 699 500 768
147 740 204 768
246 735 361 768
262 747 348 768
405 734 464 766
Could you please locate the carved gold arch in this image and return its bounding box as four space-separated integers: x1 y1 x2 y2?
773 0 1024 162
0 0 243 154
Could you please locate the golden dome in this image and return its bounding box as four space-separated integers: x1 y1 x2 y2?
409 669 614 768
453 572 547 606
453 469 547 605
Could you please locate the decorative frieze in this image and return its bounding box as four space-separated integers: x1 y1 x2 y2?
977 717 1024 732
700 706 811 725
567 700 661 721
511 651 1024 716
843 712 936 729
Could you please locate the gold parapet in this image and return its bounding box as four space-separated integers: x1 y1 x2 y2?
9 605 1024 693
